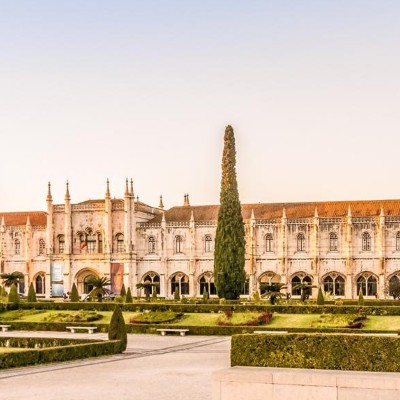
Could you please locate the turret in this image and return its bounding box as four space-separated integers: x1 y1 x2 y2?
64 181 72 254
104 179 112 254
183 193 190 206
159 195 164 209
46 182 53 255
124 179 132 253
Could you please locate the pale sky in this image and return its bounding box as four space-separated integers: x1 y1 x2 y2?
1 1 400 212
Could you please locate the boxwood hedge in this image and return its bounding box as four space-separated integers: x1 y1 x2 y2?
0 337 122 369
231 333 400 372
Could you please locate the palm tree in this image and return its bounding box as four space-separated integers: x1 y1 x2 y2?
260 283 287 305
292 282 317 302
86 276 111 302
0 271 24 288
136 280 159 302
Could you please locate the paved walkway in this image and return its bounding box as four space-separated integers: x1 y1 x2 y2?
0 331 231 400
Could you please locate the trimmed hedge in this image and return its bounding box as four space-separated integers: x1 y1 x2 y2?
231 333 400 372
0 337 122 369
8 301 400 315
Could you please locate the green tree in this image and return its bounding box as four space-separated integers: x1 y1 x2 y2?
358 288 364 305
136 281 158 302
108 306 127 352
125 287 133 303
214 125 245 300
385 277 400 300
260 283 287 305
87 276 112 302
8 284 19 304
173 287 180 301
202 287 209 303
27 282 37 302
70 283 80 302
1 271 24 288
292 283 317 302
120 284 126 297
0 286 7 297
317 287 325 305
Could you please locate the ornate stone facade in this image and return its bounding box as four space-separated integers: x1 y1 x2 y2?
1 181 400 299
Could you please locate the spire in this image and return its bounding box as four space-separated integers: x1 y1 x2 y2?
251 208 255 220
162 210 166 223
380 206 385 217
314 207 319 218
46 182 52 202
106 179 110 198
190 210 194 222
26 216 31 227
282 207 287 219
124 178 129 196
65 181 70 201
183 193 190 206
1 216 5 227
159 195 164 209
130 179 134 197
347 205 352 218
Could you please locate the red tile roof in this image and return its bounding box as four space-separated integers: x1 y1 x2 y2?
149 199 400 222
0 212 47 226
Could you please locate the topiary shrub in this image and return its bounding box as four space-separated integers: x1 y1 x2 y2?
120 284 126 298
70 283 80 302
125 287 133 303
358 288 364 306
152 289 157 301
27 283 37 302
108 306 127 352
203 287 209 303
317 288 324 305
8 284 19 304
174 288 180 301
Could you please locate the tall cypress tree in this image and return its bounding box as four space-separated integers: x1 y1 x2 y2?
214 125 245 300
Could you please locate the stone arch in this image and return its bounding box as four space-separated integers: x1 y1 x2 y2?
75 268 100 295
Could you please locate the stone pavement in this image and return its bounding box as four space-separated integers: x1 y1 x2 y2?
0 331 231 400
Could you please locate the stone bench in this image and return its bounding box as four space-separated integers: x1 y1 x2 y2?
0 325 11 332
156 328 189 337
66 326 97 334
213 366 400 400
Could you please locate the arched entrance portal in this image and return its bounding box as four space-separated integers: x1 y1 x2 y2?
75 269 100 295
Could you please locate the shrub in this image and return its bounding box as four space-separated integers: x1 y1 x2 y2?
120 284 126 298
8 284 19 304
125 287 133 303
217 311 273 326
129 311 182 324
231 333 400 372
317 288 324 305
0 286 7 297
181 297 188 304
358 288 364 306
70 283 80 302
203 287 209 303
252 291 260 303
152 289 157 301
219 298 226 305
27 283 37 303
108 306 127 352
174 288 180 301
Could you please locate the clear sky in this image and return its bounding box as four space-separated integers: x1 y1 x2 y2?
1 0 400 212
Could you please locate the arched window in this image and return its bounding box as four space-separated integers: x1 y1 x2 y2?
143 273 160 294
175 235 183 253
98 234 103 253
362 232 371 251
204 235 212 253
323 274 345 296
265 234 273 252
86 230 96 254
148 236 156 254
357 274 377 296
297 233 305 252
329 233 338 251
396 232 400 251
259 272 281 295
116 234 124 253
58 235 65 254
35 274 45 294
170 272 189 295
39 239 45 256
15 239 21 255
291 274 312 296
199 273 216 296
